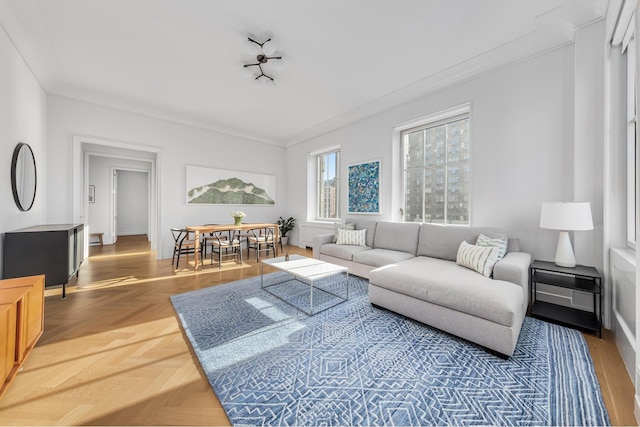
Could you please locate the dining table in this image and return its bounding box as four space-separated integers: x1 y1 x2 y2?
186 223 280 269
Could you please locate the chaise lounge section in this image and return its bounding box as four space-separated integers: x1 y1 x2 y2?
313 220 531 356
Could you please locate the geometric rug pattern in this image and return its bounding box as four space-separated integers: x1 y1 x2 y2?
171 273 610 426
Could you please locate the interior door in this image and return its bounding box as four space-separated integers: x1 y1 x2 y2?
112 169 118 243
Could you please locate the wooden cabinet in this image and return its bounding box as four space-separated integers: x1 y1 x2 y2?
0 303 17 394
0 275 44 398
3 224 84 297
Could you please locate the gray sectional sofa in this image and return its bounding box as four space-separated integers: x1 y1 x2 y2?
312 219 531 357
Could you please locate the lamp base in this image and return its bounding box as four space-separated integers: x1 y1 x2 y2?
554 231 576 268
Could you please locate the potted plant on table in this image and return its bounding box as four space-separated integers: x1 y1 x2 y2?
231 211 246 226
277 216 296 247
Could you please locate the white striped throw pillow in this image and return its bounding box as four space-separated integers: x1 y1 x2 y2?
336 228 366 246
332 222 355 242
456 240 499 277
475 234 508 260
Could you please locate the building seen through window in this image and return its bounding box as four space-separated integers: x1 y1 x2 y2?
318 150 340 220
403 114 470 224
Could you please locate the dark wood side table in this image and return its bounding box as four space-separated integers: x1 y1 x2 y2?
530 260 602 338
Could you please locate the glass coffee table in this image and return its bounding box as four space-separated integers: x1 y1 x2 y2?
260 255 349 315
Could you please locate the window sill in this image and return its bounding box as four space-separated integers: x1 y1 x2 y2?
300 220 339 227
610 247 636 268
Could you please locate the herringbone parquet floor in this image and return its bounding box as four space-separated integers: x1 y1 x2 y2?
0 235 635 425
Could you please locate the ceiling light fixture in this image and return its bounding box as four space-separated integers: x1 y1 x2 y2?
243 37 282 83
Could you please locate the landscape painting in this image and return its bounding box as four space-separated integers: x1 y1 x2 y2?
348 159 380 214
186 165 276 205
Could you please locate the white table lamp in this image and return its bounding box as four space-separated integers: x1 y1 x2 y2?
540 202 593 268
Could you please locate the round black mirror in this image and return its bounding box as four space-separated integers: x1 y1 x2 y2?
11 143 37 211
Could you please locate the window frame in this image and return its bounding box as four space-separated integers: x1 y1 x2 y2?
624 16 637 249
313 147 341 221
400 106 471 225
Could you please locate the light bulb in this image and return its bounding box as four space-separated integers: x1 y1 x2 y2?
242 65 256 78
263 41 276 56
266 79 277 90
242 38 260 56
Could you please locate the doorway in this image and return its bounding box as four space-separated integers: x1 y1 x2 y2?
73 135 161 259
112 168 150 243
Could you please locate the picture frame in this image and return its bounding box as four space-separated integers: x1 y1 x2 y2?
88 185 95 203
348 159 381 214
186 165 276 205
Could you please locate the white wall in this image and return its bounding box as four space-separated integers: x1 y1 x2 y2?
116 170 149 237
634 5 640 420
0 25 47 278
573 21 605 274
287 22 607 316
287 44 577 262
603 0 636 386
47 95 288 259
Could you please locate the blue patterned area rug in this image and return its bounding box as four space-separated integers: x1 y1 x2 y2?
170 273 610 426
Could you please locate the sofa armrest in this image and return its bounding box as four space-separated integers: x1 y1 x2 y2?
493 252 531 287
312 233 335 259
493 251 532 298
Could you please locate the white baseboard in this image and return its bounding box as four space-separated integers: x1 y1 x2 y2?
117 231 148 236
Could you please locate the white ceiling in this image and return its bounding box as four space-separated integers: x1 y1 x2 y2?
0 0 608 146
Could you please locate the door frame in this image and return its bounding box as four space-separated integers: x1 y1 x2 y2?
72 135 162 259
111 167 151 241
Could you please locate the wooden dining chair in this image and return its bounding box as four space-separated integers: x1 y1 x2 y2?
246 227 277 262
210 229 243 269
171 228 202 268
201 225 227 262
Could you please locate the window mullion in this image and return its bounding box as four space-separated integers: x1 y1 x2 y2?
317 156 323 219
444 124 449 224
422 129 426 223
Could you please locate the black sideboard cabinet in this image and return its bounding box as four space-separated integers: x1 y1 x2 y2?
3 224 84 298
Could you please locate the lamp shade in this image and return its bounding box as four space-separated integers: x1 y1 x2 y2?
540 202 593 231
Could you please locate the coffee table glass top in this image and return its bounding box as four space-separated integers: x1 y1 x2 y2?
262 255 348 281
260 255 349 315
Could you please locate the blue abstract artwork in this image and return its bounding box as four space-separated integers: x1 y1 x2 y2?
348 160 380 214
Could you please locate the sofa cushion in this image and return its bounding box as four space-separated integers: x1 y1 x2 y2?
373 221 421 255
476 234 507 260
320 243 371 261
353 248 415 267
417 224 507 261
456 240 499 277
369 257 521 327
347 218 378 247
336 228 366 246
507 237 520 252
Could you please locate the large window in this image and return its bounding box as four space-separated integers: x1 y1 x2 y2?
317 150 340 220
402 112 470 224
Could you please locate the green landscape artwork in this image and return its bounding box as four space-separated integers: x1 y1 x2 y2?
186 165 276 205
